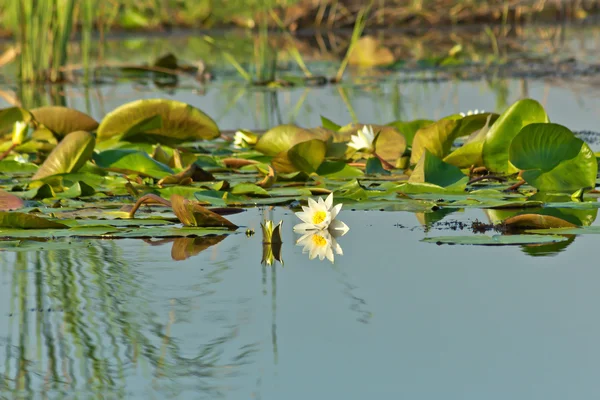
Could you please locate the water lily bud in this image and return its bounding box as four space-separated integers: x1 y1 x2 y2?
11 121 29 145
233 130 258 148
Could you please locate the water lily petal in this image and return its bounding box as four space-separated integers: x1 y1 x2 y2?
330 203 342 220
295 211 312 224
293 222 318 233
329 219 349 236
325 193 333 209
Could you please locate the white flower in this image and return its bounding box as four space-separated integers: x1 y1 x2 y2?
233 130 258 148
293 193 348 233
12 121 29 145
347 125 375 152
295 228 344 263
459 109 485 117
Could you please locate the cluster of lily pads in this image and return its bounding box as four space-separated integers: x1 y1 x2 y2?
0 96 598 256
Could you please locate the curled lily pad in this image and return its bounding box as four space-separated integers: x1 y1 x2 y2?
444 114 494 168
410 119 460 165
96 99 219 144
503 214 578 230
32 131 96 180
483 98 549 173
409 150 466 188
30 106 99 137
509 123 597 192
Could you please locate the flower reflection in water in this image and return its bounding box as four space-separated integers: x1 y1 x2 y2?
295 225 348 263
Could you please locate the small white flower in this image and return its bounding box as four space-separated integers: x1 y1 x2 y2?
293 193 348 233
296 229 345 263
459 109 485 117
347 125 376 152
12 121 30 146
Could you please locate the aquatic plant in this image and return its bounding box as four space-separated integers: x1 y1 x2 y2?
0 96 597 251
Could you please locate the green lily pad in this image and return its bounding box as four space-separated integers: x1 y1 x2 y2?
32 131 96 180
96 99 219 144
422 234 568 246
316 161 363 179
30 106 99 137
509 123 597 192
0 212 69 229
409 150 466 187
387 119 433 146
0 107 32 134
255 124 324 156
93 149 174 179
410 119 460 165
444 114 494 168
483 98 549 173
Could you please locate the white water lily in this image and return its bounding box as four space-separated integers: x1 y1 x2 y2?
293 193 348 233
11 121 29 146
459 109 485 117
296 228 345 263
347 125 375 152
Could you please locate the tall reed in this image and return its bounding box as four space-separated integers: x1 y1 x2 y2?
14 0 79 83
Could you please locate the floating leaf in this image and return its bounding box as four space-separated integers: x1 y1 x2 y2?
509 123 597 192
30 106 99 137
316 161 363 178
409 150 466 187
57 181 96 199
365 157 390 175
0 190 24 211
97 99 219 143
483 99 549 173
423 234 568 246
230 183 270 196
93 149 174 179
0 212 68 229
32 131 96 180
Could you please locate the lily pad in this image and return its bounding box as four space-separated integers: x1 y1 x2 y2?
255 124 323 156
409 150 466 187
422 234 568 246
410 119 460 165
96 99 219 143
483 99 549 174
509 123 597 192
32 131 96 180
0 107 32 134
93 149 174 179
0 212 69 229
30 106 99 137
387 119 433 147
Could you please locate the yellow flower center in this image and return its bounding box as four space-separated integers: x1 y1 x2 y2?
311 234 327 247
312 210 327 225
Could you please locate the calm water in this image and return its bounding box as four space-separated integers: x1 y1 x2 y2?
2 25 600 399
1 208 600 399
